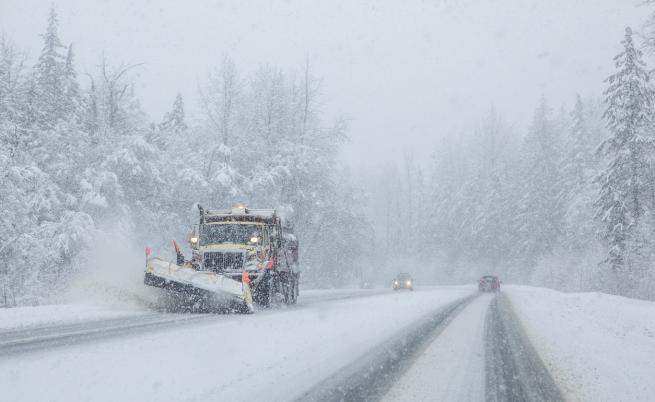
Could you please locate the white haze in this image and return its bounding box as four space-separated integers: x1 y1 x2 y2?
62 225 160 308
2 0 655 303
0 0 645 167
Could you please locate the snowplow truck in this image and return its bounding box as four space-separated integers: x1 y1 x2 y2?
144 205 300 310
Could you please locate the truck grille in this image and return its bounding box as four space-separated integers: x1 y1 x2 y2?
202 252 244 272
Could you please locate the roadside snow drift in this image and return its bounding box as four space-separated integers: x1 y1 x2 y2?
0 304 148 332
505 285 655 402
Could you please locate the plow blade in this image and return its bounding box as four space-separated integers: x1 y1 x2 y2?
144 257 244 305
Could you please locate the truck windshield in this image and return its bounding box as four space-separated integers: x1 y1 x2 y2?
200 224 262 245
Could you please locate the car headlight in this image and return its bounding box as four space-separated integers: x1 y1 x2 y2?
406 281 411 286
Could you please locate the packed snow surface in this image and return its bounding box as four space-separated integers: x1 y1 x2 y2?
0 287 472 402
0 304 148 332
505 285 655 402
382 293 492 402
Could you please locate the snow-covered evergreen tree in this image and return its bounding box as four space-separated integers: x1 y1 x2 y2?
61 45 80 121
515 97 563 264
473 110 511 268
565 96 593 189
160 93 187 135
33 7 69 127
151 93 187 151
560 96 600 252
595 27 655 289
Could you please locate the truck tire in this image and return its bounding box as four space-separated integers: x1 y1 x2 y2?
288 277 298 305
289 277 298 305
284 274 298 304
284 281 292 305
255 274 273 307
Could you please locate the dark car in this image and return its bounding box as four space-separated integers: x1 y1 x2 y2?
393 273 414 291
478 275 500 292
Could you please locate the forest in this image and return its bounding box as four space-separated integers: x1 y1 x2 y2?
368 23 655 300
0 8 367 305
2 5 655 305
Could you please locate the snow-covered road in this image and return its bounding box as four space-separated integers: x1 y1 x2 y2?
381 294 492 402
0 288 393 356
3 285 653 402
0 287 473 402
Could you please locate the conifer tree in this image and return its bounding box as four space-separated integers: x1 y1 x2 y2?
595 27 655 276
34 7 68 127
160 93 187 135
561 96 599 251
566 96 593 189
61 44 80 120
515 97 562 263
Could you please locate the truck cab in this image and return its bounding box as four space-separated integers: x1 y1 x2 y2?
187 205 299 306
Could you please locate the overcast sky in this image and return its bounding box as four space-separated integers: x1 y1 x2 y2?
0 0 648 168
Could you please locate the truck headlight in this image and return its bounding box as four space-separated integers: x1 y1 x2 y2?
190 237 198 244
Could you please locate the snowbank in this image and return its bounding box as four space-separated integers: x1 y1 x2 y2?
505 285 655 402
0 304 148 332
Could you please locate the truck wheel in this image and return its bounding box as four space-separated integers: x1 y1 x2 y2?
260 287 271 307
255 275 273 307
282 279 294 305
281 274 293 305
283 282 291 305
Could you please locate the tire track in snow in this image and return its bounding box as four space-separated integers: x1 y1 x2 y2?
297 294 478 402
484 293 564 402
381 293 493 402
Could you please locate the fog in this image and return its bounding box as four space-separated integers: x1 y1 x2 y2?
3 3 655 401
2 0 655 305
0 0 645 167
